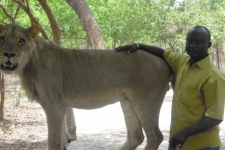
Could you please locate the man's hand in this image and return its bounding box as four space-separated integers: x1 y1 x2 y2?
169 130 188 149
114 43 165 58
169 117 222 149
114 43 139 54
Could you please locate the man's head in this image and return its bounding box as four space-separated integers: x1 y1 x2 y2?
185 26 212 63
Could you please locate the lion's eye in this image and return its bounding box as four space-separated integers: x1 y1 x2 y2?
18 38 25 45
0 36 5 43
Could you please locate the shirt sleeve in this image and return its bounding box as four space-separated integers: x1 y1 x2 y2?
163 51 187 75
203 77 225 120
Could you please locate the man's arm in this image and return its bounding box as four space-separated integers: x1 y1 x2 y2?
169 116 222 148
114 43 165 59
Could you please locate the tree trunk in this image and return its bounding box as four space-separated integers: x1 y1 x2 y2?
65 0 106 49
0 74 5 121
216 48 220 69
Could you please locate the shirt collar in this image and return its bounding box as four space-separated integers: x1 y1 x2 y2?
187 55 210 69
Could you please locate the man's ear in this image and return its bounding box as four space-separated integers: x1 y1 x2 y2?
25 24 40 40
208 42 212 48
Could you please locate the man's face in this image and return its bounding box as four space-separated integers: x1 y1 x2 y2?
185 27 211 62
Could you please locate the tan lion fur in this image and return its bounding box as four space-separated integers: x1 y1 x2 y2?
0 24 171 150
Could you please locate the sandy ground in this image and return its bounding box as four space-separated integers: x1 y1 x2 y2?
68 91 173 150
0 76 225 150
68 90 225 150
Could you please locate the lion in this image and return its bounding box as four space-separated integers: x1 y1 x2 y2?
0 24 171 150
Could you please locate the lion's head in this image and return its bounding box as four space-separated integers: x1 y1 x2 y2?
0 24 40 74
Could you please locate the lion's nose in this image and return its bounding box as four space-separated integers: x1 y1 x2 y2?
4 52 16 58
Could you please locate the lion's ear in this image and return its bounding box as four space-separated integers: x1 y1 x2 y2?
25 24 40 39
0 24 5 31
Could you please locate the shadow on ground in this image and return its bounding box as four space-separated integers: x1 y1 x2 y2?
0 140 47 150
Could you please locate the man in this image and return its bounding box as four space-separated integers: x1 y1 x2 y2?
115 26 225 150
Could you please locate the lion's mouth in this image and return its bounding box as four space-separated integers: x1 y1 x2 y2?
1 61 18 71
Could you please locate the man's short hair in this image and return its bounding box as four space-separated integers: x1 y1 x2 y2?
190 26 211 41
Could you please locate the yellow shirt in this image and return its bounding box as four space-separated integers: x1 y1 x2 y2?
163 51 225 150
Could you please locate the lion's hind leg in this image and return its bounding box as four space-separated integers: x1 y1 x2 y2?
63 117 72 150
119 98 144 150
132 94 164 150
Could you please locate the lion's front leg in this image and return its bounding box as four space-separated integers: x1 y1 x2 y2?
44 105 66 150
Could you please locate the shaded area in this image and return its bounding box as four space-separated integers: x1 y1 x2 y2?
0 140 47 150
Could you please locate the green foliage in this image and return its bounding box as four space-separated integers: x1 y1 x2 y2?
47 0 87 48
0 0 87 48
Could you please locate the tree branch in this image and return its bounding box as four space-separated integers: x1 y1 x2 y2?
13 5 21 21
0 5 15 23
12 0 49 40
38 0 61 44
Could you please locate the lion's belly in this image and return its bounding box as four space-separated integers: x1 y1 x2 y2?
64 94 126 109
